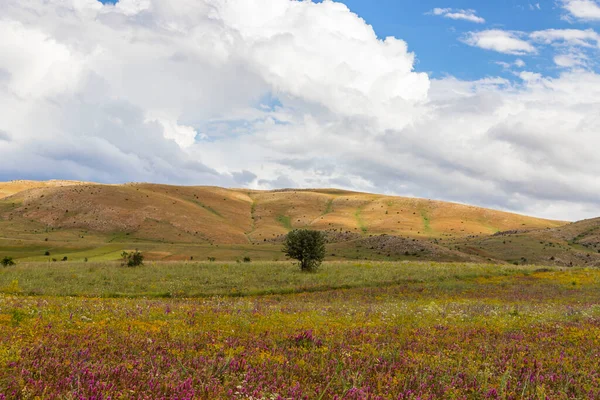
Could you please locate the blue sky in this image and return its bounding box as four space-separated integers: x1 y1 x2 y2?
323 0 599 80
3 0 600 220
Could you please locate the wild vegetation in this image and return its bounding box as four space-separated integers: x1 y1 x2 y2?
0 180 570 265
1 180 600 398
283 229 326 272
120 250 144 267
0 257 14 267
1 261 600 398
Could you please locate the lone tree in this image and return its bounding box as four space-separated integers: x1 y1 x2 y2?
1 256 15 267
283 229 326 272
121 250 144 267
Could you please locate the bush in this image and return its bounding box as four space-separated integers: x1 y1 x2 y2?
283 229 326 272
1 256 15 267
44 251 50 256
121 250 144 267
243 256 251 263
208 257 216 262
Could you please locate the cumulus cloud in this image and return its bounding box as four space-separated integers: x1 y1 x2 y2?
463 30 537 55
429 8 485 24
562 0 600 21
0 0 600 220
0 0 429 182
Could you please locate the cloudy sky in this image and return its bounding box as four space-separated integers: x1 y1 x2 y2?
1 0 599 221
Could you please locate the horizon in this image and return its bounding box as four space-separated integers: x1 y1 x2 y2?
1 0 599 220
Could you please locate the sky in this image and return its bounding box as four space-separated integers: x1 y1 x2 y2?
1 0 600 221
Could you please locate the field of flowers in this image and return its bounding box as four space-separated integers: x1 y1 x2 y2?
1 262 600 399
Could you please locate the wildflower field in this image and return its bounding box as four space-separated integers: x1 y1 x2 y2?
1 261 600 399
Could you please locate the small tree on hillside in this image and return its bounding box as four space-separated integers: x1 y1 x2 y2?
283 229 326 272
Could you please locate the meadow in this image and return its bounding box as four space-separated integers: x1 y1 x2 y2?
1 261 600 399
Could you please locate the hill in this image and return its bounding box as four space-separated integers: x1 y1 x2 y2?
451 218 600 267
0 180 568 263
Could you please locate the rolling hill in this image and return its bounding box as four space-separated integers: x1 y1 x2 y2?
0 180 576 263
452 217 600 267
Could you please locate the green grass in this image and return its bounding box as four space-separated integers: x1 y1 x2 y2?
5 236 437 263
322 199 334 215
276 215 292 230
420 210 432 233
0 260 565 298
190 199 223 218
354 209 368 234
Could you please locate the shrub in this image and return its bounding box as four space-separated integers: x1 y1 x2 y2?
1 256 15 267
44 251 50 256
121 250 144 267
208 257 216 262
283 229 326 272
243 256 251 263
62 256 68 262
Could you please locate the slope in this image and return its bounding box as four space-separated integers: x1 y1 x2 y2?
0 181 568 262
450 218 600 267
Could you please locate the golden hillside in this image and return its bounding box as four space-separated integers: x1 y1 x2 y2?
0 180 89 199
0 181 565 247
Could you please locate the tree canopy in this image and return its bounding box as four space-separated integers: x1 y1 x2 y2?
283 229 326 272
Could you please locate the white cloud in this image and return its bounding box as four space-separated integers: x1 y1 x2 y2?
429 8 485 24
530 29 599 69
0 21 85 99
496 59 527 69
1 0 600 220
529 3 542 11
145 112 198 148
463 30 537 55
553 53 588 67
562 0 600 21
530 29 600 47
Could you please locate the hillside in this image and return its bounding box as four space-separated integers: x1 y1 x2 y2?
0 180 89 199
451 218 600 267
0 180 568 263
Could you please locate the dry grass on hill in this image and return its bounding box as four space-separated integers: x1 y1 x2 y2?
0 180 571 263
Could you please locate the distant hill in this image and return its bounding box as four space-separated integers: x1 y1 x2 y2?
451 218 600 267
0 180 571 263
0 180 90 199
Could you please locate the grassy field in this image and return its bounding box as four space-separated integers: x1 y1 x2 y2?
0 260 559 298
1 261 600 398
